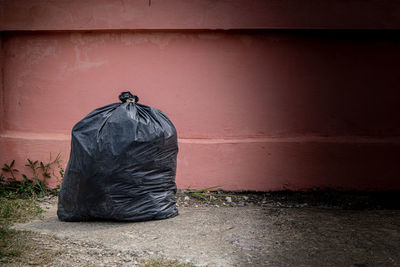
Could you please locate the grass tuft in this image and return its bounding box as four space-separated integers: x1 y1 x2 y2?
0 197 44 263
0 197 42 224
0 155 64 264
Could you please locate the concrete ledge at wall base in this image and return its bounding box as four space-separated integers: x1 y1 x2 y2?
1 131 399 191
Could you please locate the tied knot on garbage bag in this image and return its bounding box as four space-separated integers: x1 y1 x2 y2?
58 91 179 222
119 91 139 103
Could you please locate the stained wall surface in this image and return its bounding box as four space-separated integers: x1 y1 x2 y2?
1 1 400 190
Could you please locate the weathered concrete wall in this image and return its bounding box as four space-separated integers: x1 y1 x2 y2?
1 0 400 30
1 1 400 190
0 33 3 133
0 34 3 132
1 31 400 190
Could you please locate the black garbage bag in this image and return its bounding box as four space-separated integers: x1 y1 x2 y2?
57 92 179 222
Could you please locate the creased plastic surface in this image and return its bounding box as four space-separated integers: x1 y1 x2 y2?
57 99 178 222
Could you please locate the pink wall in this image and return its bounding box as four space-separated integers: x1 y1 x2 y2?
1 0 400 30
0 34 3 132
1 1 400 190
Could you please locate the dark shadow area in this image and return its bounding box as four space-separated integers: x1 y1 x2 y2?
177 190 400 210
259 190 400 210
242 190 400 210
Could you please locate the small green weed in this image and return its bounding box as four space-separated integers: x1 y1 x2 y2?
1 154 64 198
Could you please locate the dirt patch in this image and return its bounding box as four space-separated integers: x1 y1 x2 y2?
10 193 400 266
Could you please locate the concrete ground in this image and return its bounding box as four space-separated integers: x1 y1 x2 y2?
12 196 400 267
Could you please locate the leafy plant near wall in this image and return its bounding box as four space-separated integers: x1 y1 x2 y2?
0 154 64 198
